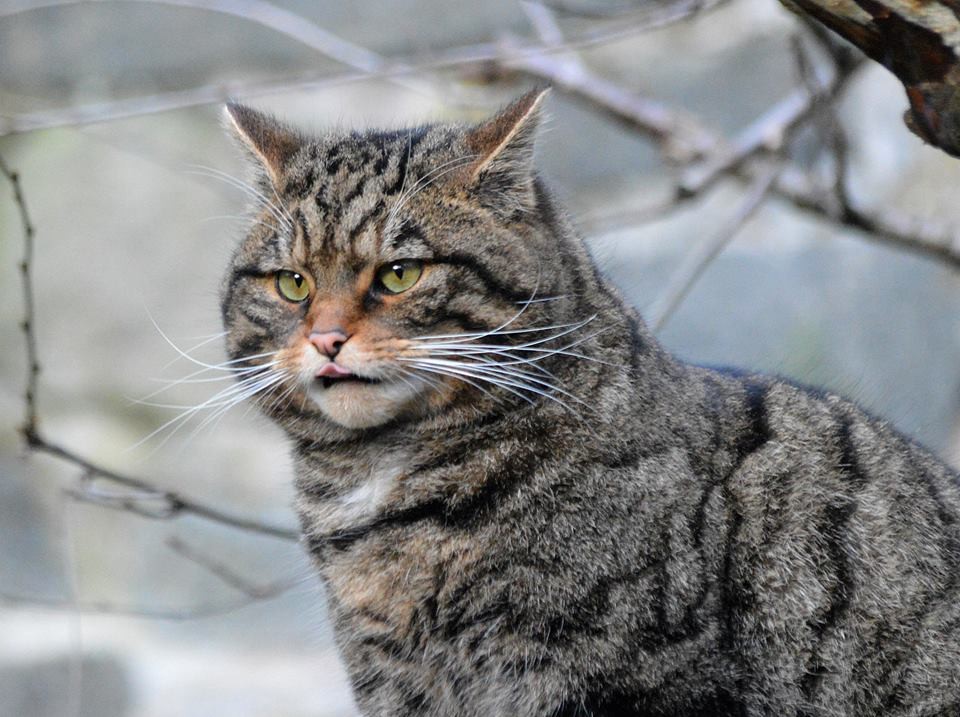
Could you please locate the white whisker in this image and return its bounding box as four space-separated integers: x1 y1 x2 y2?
387 154 479 225
403 357 583 409
130 369 286 451
140 360 279 400
187 165 293 233
406 362 533 406
157 330 229 371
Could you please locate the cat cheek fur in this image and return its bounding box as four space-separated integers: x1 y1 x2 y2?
221 91 960 716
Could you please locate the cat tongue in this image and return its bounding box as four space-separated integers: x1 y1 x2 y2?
316 363 353 378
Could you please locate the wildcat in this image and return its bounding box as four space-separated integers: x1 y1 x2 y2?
219 89 960 716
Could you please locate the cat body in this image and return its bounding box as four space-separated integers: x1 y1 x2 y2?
220 91 960 716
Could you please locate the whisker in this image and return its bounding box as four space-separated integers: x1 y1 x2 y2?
423 364 556 408
261 375 299 417
187 165 293 232
410 278 546 345
150 315 280 372
199 214 278 233
413 347 557 378
148 365 268 386
387 154 479 224
404 357 584 409
129 370 286 451
136 358 280 403
135 369 281 414
183 370 293 446
188 168 291 230
415 324 618 370
158 331 229 371
411 315 595 346
514 295 568 305
405 362 533 406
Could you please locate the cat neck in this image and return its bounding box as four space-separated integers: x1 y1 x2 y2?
291 308 690 545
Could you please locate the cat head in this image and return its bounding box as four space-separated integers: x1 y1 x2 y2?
219 89 596 435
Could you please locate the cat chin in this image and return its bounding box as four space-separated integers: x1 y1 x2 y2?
305 378 424 429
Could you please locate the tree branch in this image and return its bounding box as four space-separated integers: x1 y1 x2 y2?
779 0 960 158
648 162 782 332
0 155 39 439
0 585 294 621
165 535 301 599
0 152 298 541
1 0 384 72
32 434 298 540
523 28 960 272
0 0 729 136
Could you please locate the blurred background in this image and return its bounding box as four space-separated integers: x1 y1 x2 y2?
3 1 960 715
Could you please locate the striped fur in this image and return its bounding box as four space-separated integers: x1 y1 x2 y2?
220 92 960 716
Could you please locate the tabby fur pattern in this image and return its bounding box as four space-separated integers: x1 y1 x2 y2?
219 90 960 716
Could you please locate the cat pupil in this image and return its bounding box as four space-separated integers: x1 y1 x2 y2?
393 265 404 279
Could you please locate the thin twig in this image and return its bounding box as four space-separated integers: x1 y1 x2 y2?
677 52 864 198
771 169 960 269
532 0 669 19
0 153 299 540
0 532 303 621
165 535 299 599
0 0 728 137
30 435 299 539
1 0 384 73
521 33 960 272
648 163 782 332
0 154 39 438
507 46 720 162
0 587 294 621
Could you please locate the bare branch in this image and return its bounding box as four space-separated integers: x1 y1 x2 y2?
648 163 782 332
516 0 718 162
0 0 728 137
532 0 719 21
677 49 865 198
780 0 960 157
0 586 296 621
166 535 299 599
521 33 960 272
1 0 384 72
0 154 39 439
0 530 303 621
771 168 960 270
507 46 721 162
0 153 298 541
30 434 299 540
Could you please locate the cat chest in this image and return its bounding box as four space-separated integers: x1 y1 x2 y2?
322 528 482 654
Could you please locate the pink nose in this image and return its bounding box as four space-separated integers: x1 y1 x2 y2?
309 330 348 358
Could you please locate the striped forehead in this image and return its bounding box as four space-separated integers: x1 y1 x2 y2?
284 126 464 259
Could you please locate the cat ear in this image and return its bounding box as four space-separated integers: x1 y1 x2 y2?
463 88 550 209
223 102 302 186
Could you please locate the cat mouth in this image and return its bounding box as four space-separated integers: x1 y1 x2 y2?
315 363 381 389
317 374 381 389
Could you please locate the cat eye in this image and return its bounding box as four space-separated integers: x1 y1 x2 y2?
375 259 423 294
276 270 311 302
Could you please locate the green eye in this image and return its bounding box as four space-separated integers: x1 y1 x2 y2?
276 270 310 302
376 259 423 294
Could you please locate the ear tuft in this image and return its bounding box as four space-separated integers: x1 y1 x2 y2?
223 102 302 186
466 87 550 182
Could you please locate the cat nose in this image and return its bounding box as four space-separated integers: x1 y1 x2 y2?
309 329 349 359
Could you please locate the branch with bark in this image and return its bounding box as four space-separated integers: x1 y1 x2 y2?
780 0 960 158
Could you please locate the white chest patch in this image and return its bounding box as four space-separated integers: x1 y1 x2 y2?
308 454 408 537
